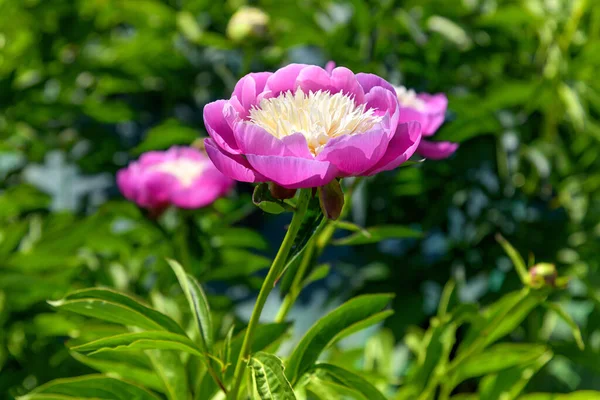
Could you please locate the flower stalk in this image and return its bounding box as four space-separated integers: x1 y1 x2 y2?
227 188 312 400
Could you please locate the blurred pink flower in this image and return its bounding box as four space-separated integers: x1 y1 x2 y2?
394 86 458 160
203 63 421 189
117 146 234 211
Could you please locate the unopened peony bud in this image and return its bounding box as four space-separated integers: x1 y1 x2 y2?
226 7 269 43
529 263 558 288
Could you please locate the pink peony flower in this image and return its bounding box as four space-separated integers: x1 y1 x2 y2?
394 86 458 160
117 146 234 211
203 64 422 189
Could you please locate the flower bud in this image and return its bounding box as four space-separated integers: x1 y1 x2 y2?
529 263 558 288
226 6 269 43
318 179 344 220
269 182 297 200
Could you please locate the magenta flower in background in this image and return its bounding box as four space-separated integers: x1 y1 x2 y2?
117 146 234 212
394 86 459 160
203 63 422 189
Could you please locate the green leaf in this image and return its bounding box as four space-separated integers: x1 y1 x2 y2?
518 392 600 400
311 363 386 400
249 352 297 400
227 323 291 379
253 183 289 214
333 225 422 246
18 375 161 400
451 343 548 386
543 302 585 350
286 294 394 384
49 288 186 335
70 351 165 393
147 349 189 400
168 259 213 353
496 234 529 284
458 289 545 353
133 119 200 154
211 227 268 250
479 350 552 400
305 375 362 400
71 331 203 357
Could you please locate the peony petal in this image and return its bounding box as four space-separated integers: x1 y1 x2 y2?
246 154 338 189
231 72 272 118
356 73 397 96
204 100 241 154
233 123 312 158
330 67 365 104
364 86 400 121
265 63 310 95
364 121 422 175
417 139 458 160
399 93 447 136
204 138 266 183
316 127 391 176
170 179 226 209
296 65 333 93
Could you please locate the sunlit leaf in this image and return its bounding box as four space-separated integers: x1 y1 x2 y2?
286 294 393 384
249 352 296 400
49 288 186 335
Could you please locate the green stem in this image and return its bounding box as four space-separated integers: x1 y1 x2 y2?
274 177 364 323
227 189 312 400
274 240 316 323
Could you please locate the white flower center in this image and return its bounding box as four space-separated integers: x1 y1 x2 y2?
249 89 383 155
151 158 206 187
394 85 426 111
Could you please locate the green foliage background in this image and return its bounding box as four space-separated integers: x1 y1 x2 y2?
1 0 600 398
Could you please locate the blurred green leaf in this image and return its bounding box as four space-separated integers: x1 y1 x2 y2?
479 350 553 400
451 343 548 386
17 375 161 400
133 119 200 154
543 302 585 351
333 225 422 246
310 363 386 400
518 392 600 399
70 351 165 392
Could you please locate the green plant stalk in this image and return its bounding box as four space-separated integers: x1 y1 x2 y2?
274 177 364 323
227 188 312 400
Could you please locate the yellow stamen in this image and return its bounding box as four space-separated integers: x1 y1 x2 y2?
249 89 382 155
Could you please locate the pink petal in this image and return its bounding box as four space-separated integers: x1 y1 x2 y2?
246 154 338 189
232 72 273 118
297 65 333 93
364 121 422 175
204 138 266 183
170 178 228 209
204 100 241 154
316 127 391 176
233 123 312 159
355 73 396 96
364 86 400 127
265 63 310 95
330 67 365 104
399 93 447 136
417 140 458 160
